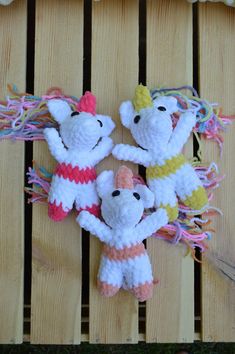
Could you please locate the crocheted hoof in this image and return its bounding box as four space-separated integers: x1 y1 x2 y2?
159 203 178 222
97 280 120 297
182 186 208 211
131 281 154 302
48 202 69 221
77 203 101 217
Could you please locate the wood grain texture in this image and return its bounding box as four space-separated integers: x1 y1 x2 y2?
89 0 139 344
0 0 26 344
146 0 194 343
198 3 235 342
31 0 83 344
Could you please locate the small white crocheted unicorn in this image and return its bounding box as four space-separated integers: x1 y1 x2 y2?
44 91 115 221
112 84 208 222
77 166 168 301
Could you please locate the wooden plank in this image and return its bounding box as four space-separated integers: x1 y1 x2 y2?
89 0 139 344
31 0 83 344
146 0 194 343
0 0 26 344
199 3 235 342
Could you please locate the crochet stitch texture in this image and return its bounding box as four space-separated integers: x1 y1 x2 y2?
77 166 168 301
112 84 208 222
44 92 115 221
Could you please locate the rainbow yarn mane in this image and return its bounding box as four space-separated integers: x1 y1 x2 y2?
0 85 80 140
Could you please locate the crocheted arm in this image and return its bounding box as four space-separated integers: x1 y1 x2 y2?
135 208 168 242
77 211 112 243
44 128 68 163
112 144 152 167
90 137 113 165
168 112 196 154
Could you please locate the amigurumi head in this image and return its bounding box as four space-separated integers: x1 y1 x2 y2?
47 92 115 152
97 165 155 229
119 84 179 153
77 166 168 301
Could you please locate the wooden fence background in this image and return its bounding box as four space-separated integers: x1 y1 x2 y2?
0 0 234 344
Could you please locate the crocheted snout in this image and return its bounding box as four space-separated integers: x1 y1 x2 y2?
60 114 102 150
101 189 144 229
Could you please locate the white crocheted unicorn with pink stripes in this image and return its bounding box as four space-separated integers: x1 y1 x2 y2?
44 92 115 221
77 166 168 302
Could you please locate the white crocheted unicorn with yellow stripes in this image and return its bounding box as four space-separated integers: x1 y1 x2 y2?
112 84 208 222
77 166 168 301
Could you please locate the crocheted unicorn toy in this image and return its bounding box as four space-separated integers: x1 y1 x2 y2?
77 166 168 301
112 84 208 222
44 91 115 221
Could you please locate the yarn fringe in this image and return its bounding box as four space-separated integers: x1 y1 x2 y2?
0 85 80 140
25 162 52 204
26 160 222 261
0 85 233 145
151 85 235 154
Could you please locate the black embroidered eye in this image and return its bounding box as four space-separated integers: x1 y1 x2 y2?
112 190 120 197
133 192 140 200
71 111 80 117
97 119 103 127
157 106 166 111
134 115 141 124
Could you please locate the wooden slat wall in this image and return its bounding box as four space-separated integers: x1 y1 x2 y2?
0 0 26 344
31 0 83 344
146 0 194 343
0 0 234 344
199 3 235 342
89 0 139 344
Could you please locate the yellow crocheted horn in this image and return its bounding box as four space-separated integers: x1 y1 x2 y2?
133 84 153 112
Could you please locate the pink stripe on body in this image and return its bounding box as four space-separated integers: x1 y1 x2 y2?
54 163 97 184
103 243 146 261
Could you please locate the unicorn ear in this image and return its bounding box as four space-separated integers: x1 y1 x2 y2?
135 184 154 208
96 170 114 199
47 99 72 124
119 101 135 128
96 114 115 136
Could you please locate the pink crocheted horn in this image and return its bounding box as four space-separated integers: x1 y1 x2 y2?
115 166 134 190
76 91 96 115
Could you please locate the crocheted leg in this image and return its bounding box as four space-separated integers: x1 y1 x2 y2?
97 280 120 297
148 177 178 222
124 253 154 302
97 255 122 297
48 175 75 221
131 281 154 302
75 181 100 217
175 163 208 211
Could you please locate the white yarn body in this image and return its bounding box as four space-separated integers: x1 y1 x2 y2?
49 175 98 212
98 252 153 289
147 162 203 209
46 135 113 214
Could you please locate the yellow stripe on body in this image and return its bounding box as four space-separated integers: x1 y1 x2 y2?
146 154 186 180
